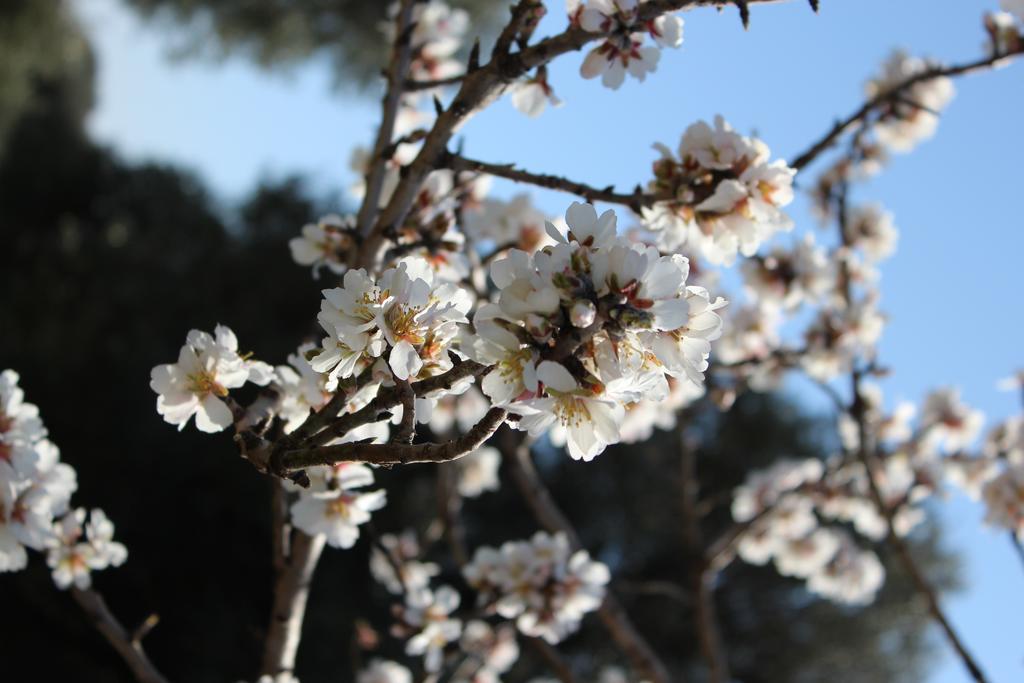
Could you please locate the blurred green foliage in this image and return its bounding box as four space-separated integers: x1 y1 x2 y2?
120 0 506 86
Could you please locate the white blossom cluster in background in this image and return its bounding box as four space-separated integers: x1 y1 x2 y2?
865 50 955 153
0 370 125 588
638 116 797 265
728 380 1024 604
369 530 524 678
463 531 609 644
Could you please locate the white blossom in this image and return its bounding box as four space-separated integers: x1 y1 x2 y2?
456 446 502 498
577 0 683 89
358 660 413 683
289 214 354 278
150 325 273 433
403 585 463 672
290 462 387 548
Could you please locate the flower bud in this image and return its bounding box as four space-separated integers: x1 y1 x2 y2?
570 300 597 328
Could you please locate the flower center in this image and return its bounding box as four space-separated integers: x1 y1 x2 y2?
186 370 228 397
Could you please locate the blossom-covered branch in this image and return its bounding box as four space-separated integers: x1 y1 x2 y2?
790 44 1024 171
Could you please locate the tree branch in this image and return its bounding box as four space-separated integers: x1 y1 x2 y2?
261 531 327 677
300 360 490 450
445 153 669 211
678 422 730 683
790 47 1024 171
71 587 170 683
354 0 419 239
357 0 791 269
527 636 581 683
281 407 507 471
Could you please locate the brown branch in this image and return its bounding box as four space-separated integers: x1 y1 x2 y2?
614 579 691 606
852 400 988 682
790 47 1024 171
354 0 419 239
831 165 988 682
281 408 507 471
499 431 674 683
71 588 170 683
679 423 730 683
270 478 290 575
527 637 581 683
437 463 470 567
445 153 669 211
301 360 490 450
261 531 326 676
405 73 468 91
391 376 417 445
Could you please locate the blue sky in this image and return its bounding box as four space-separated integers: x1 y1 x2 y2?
75 0 1023 680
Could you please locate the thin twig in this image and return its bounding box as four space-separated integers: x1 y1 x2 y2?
852 402 988 683
391 376 417 445
678 421 730 683
301 360 490 449
1009 533 1024 573
405 73 468 91
790 47 1024 171
436 462 470 567
261 531 327 676
355 0 419 239
832 166 988 682
71 588 170 683
500 431 674 683
445 153 669 211
527 637 581 683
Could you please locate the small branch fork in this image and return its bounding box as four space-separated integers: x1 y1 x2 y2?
500 431 674 683
790 46 1024 171
71 588 170 683
281 407 508 471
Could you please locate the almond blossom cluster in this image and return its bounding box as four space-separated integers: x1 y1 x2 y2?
1 370 125 589
312 259 472 385
864 50 955 153
463 531 609 644
464 201 726 460
728 383 1006 606
639 116 796 265
730 458 887 605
